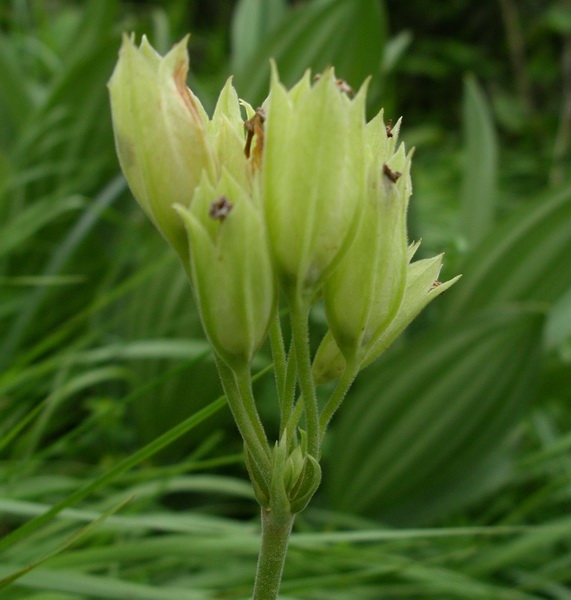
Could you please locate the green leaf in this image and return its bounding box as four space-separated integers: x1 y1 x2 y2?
382 30 413 74
0 176 126 369
544 6 571 34
445 183 571 320
0 396 226 554
0 364 272 555
233 0 386 105
0 497 131 590
544 286 571 351
326 306 545 524
0 195 85 259
0 564 207 600
231 0 288 72
0 33 35 136
459 75 498 247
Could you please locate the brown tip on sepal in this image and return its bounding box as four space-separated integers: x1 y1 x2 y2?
383 163 401 183
244 107 266 159
209 196 234 222
313 73 353 96
335 78 353 96
386 118 394 138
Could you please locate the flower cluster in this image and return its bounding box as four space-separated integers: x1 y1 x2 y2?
109 37 460 597
108 33 459 377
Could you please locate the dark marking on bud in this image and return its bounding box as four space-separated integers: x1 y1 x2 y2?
335 78 353 96
383 163 401 183
386 119 394 138
313 74 353 96
430 281 443 290
244 107 266 159
209 196 233 222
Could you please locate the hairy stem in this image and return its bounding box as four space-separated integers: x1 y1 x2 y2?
280 341 297 436
319 357 360 443
234 363 272 460
215 357 271 482
269 313 287 413
284 394 304 439
253 508 295 600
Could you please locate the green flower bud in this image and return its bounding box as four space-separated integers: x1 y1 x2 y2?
174 171 276 370
263 67 367 297
283 443 304 494
270 430 321 515
323 121 411 361
108 34 215 258
313 243 461 383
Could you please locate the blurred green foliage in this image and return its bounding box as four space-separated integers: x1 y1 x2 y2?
1 0 571 597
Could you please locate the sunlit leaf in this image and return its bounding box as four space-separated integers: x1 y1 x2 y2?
233 0 386 105
445 183 571 320
459 75 498 247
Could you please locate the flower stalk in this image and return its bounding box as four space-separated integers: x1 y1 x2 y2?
288 297 320 459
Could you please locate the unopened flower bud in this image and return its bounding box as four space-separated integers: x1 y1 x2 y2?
263 67 367 297
108 34 215 257
313 243 460 383
175 172 276 369
323 125 412 361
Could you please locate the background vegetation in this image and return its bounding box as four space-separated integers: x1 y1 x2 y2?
1 0 571 597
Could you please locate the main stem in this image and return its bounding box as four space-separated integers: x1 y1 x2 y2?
253 508 295 600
